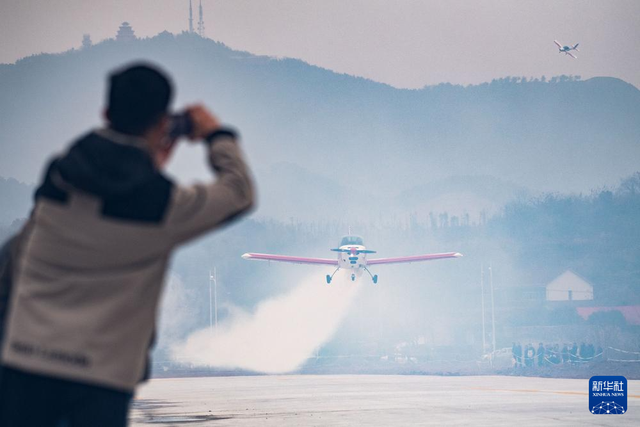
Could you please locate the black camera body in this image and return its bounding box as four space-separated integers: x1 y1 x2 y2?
169 112 193 139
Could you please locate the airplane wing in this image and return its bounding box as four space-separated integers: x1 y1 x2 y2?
242 253 338 266
367 252 462 266
554 40 562 48
567 52 577 59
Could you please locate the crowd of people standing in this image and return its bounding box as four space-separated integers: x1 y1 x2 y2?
512 342 603 367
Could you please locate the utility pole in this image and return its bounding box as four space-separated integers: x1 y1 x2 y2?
189 0 194 33
480 264 486 356
489 263 496 363
209 268 218 334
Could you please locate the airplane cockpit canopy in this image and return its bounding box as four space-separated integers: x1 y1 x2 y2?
340 235 364 246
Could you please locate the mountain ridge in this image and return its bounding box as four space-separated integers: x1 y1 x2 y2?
0 33 638 222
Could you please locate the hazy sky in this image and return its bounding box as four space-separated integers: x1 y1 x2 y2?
1 0 639 89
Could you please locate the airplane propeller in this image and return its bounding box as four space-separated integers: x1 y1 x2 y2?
330 248 377 254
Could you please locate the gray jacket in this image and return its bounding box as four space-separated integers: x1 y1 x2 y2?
1 128 254 391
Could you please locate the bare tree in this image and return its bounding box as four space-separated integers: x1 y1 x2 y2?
617 172 640 196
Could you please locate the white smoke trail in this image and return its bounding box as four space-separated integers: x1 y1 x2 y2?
172 273 361 373
156 275 195 353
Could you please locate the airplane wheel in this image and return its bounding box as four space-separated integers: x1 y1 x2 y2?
373 275 378 284
351 274 356 282
326 275 332 284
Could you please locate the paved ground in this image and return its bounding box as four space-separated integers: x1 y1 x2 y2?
130 375 640 426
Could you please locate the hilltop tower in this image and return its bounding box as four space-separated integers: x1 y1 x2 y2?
81 34 92 49
189 0 194 33
197 0 205 37
116 22 136 42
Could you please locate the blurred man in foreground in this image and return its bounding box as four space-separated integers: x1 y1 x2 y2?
0 63 254 426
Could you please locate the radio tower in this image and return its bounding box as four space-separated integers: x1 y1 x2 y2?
188 0 194 33
197 0 205 37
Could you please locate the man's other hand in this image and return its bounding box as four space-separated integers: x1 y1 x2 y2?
187 105 221 141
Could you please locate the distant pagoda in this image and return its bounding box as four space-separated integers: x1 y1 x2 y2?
116 22 136 42
81 34 92 49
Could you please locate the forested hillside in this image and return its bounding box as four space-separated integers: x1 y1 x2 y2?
1 33 639 222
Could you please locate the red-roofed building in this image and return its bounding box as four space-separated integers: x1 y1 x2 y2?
577 306 640 326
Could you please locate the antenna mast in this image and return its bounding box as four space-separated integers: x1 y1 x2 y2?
197 0 205 37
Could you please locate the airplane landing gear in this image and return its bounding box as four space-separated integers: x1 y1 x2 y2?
364 267 378 284
327 267 340 284
351 274 356 281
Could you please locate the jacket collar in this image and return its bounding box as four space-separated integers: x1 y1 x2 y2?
95 128 150 154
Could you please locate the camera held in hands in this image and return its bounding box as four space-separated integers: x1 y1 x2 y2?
169 112 194 139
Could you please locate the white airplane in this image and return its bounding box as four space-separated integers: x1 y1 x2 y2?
242 235 462 284
554 40 579 59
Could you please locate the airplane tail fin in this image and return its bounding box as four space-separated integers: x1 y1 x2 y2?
573 43 579 51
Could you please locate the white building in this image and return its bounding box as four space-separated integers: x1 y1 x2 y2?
546 270 594 301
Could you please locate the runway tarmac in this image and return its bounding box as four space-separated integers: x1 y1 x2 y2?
130 375 640 426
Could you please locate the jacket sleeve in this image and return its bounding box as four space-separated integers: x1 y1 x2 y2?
0 220 34 344
0 235 18 344
164 132 255 246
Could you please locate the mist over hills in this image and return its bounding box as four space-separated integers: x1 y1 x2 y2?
1 32 639 224
0 177 32 225
1 34 639 365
